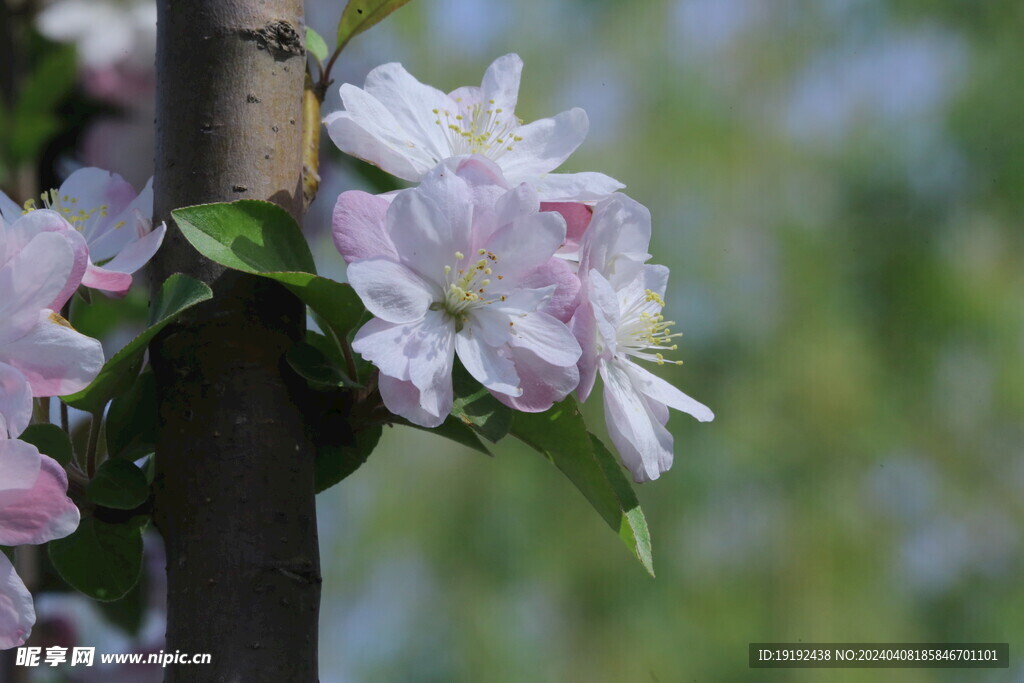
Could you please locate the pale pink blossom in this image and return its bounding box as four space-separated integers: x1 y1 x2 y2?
0 439 80 649
324 54 624 202
0 210 105 436
0 168 166 296
334 156 582 427
571 195 713 482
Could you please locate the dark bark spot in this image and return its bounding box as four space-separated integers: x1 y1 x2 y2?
241 21 303 61
246 92 261 103
233 184 249 193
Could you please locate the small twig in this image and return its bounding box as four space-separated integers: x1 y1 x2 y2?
60 400 69 434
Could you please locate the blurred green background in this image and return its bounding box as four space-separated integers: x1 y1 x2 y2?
307 1 1023 680
3 0 1021 680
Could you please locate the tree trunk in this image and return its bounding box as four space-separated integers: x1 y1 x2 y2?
151 2 320 681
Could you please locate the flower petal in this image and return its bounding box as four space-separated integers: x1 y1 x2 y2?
332 191 396 263
570 299 600 403
347 258 434 324
623 362 715 423
388 187 467 282
0 310 104 397
0 232 74 342
480 54 523 115
506 310 581 366
600 358 671 483
455 333 521 397
0 433 41 506
363 62 456 165
0 551 34 650
499 108 589 179
484 211 566 289
531 172 625 203
0 449 79 546
378 374 446 428
518 257 580 323
324 109 424 181
5 210 87 312
541 201 593 259
0 362 32 440
92 216 165 275
579 194 652 287
495 345 579 413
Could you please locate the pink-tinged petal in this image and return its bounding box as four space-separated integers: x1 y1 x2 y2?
332 191 395 263
363 62 456 164
0 363 32 440
570 299 599 403
353 311 455 397
5 211 87 312
414 162 474 253
80 264 132 295
480 54 523 115
388 188 466 281
600 358 671 483
579 194 652 287
0 232 74 341
531 172 625 203
95 217 165 275
0 552 34 650
347 258 434 324
499 108 589 179
455 333 520 397
495 345 579 413
58 167 137 224
519 257 580 323
0 436 41 506
507 311 581 367
0 450 79 546
0 311 104 397
623 362 714 423
484 212 566 288
378 375 447 428
84 177 153 261
323 109 424 182
587 270 622 338
541 202 592 259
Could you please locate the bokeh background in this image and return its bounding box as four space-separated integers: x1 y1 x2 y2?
2 0 1021 681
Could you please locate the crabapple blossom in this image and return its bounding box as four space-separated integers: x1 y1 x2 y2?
0 210 104 438
0 168 166 296
571 195 713 483
334 156 582 427
0 439 80 649
324 54 624 202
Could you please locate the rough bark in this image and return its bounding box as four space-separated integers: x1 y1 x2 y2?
151 2 320 681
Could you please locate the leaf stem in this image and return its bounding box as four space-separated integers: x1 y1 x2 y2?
85 411 103 478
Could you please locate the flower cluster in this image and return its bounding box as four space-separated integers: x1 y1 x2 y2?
327 55 713 483
0 167 161 648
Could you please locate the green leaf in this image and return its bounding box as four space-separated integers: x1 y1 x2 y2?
18 424 73 467
63 274 213 413
306 26 329 62
87 459 150 510
175 200 367 338
400 416 492 456
172 200 316 274
511 399 655 576
336 0 415 50
287 341 360 389
106 370 158 460
315 424 382 493
48 517 144 601
451 362 513 442
94 572 147 636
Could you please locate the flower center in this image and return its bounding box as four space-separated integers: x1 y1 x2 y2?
616 289 684 366
432 98 525 160
22 189 123 233
430 249 506 332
